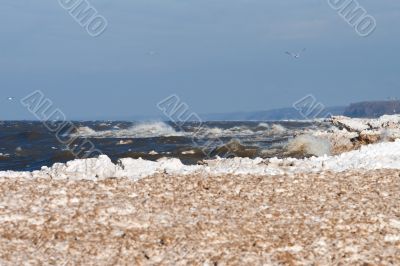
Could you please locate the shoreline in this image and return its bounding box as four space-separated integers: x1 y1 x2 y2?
2 139 400 181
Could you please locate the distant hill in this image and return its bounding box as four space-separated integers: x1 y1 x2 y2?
344 100 400 118
83 101 400 121
114 106 346 121
93 106 345 121
200 106 346 121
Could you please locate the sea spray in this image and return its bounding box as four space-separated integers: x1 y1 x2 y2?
286 135 331 157
73 122 183 138
271 124 286 134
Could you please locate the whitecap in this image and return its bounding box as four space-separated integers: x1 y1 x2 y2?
73 122 184 139
286 134 331 157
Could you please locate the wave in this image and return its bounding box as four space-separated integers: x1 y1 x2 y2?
73 122 184 139
271 124 287 134
193 124 288 139
286 134 331 157
257 122 270 128
0 153 10 158
210 139 258 158
73 122 292 140
196 126 256 138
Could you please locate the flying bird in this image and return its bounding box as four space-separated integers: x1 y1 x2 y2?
147 51 158 56
7 97 15 101
285 48 306 59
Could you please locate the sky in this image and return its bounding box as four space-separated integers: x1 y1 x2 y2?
0 0 399 120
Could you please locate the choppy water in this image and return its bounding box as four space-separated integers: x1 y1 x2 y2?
0 120 329 171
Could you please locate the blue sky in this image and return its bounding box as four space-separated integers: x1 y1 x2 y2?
1 0 399 120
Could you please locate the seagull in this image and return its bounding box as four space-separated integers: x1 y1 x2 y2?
7 97 15 101
147 51 158 56
285 48 306 59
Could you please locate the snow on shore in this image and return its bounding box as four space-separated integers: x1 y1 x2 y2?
294 115 400 155
331 115 400 132
1 139 400 180
329 115 400 142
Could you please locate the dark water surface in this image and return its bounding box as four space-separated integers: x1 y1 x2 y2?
0 120 326 171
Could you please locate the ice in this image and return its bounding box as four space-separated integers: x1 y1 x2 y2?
330 115 400 133
1 139 400 180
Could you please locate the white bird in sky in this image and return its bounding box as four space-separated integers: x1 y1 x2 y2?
7 97 15 101
285 48 306 59
147 51 158 56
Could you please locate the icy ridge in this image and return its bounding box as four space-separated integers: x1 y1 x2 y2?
2 140 400 180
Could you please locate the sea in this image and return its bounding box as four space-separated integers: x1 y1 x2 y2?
0 120 330 171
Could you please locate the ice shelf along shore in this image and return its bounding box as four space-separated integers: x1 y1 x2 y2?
1 139 400 181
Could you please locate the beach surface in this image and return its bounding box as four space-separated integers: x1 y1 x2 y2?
1 170 400 265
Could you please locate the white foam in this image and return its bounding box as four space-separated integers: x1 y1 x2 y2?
74 122 291 140
257 122 270 128
73 122 184 139
117 140 133 145
195 124 287 138
271 124 286 134
196 126 257 138
182 150 196 155
286 135 331 156
2 140 400 180
74 126 97 136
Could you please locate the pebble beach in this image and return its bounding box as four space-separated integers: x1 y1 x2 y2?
1 169 400 265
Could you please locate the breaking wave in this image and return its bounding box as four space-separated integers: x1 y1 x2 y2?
196 126 256 138
286 134 331 157
194 124 287 139
72 123 292 140
73 122 184 139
